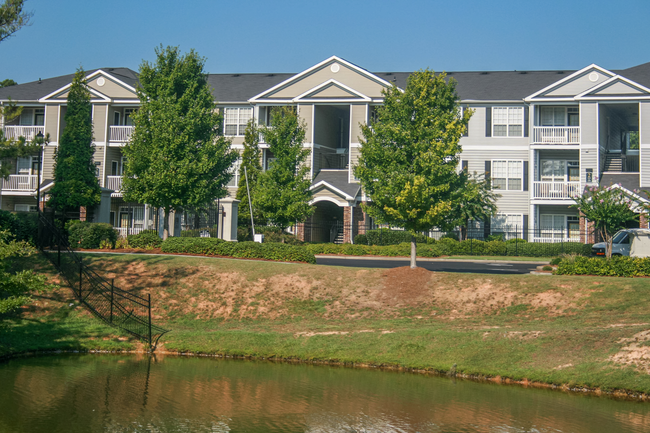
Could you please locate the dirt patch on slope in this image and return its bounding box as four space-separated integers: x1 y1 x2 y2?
380 267 434 306
609 330 650 373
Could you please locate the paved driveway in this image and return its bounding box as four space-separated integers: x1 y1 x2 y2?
315 256 542 274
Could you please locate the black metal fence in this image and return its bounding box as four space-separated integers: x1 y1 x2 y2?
37 211 168 349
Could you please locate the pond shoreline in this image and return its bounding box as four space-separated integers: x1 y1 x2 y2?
3 347 649 402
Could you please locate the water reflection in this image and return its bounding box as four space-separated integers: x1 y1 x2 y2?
0 354 648 432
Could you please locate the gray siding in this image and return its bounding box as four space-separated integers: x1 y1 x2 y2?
42 146 56 180
580 102 598 145
546 72 610 97
44 105 58 139
93 145 104 184
350 104 366 143
581 145 598 185
93 104 108 142
298 104 313 143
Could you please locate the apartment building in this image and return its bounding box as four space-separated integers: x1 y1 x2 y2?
1 56 649 242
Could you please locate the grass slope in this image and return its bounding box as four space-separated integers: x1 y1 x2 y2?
3 253 650 395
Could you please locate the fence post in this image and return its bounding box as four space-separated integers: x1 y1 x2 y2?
148 294 152 348
561 227 565 254
470 237 473 255
110 279 114 324
516 226 519 256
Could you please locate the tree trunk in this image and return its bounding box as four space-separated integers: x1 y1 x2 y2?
163 208 170 241
410 235 417 269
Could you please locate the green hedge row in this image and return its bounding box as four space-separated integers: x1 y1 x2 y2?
0 210 38 243
160 237 316 263
67 221 118 249
127 231 162 249
354 230 432 246
555 256 650 277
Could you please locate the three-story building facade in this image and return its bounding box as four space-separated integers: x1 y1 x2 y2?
1 57 649 241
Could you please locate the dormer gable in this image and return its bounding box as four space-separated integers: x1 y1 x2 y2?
576 75 650 100
525 64 615 101
40 70 138 103
249 56 395 103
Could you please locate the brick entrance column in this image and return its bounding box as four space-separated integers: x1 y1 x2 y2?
641 213 649 229
343 206 352 244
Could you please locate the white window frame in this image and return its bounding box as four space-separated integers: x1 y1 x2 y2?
491 160 523 191
14 204 37 212
492 106 524 137
223 107 253 136
491 214 524 239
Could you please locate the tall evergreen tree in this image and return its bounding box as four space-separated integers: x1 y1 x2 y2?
123 46 237 239
254 106 313 230
48 69 100 214
356 70 471 268
235 119 264 229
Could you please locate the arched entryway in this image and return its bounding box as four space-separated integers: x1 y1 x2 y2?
308 200 344 243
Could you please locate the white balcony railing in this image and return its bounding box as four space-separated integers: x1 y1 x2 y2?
106 175 123 195
109 126 134 142
532 126 580 144
532 231 581 243
3 126 45 141
1 174 38 191
532 181 581 200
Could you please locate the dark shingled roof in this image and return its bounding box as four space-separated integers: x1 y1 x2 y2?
2 62 650 103
312 170 360 199
600 173 641 192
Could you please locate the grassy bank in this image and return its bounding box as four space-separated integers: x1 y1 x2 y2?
3 253 650 395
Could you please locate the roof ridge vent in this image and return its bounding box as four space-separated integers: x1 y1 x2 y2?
519 71 527 74
232 74 240 77
480 72 489 75
267 74 275 77
556 71 564 74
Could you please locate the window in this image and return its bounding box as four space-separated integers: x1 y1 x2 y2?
540 160 579 182
14 204 37 212
124 108 135 126
34 108 45 126
539 214 580 240
493 107 523 137
224 107 253 136
492 160 523 190
114 111 121 126
17 156 31 175
491 214 524 239
227 158 242 187
539 106 579 127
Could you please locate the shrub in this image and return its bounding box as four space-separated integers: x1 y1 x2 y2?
304 242 442 258
353 234 367 245
238 226 251 242
363 229 429 246
542 265 553 271
487 233 504 242
99 239 113 250
127 231 162 249
180 228 219 238
115 238 129 249
555 256 650 277
160 237 315 263
67 222 118 249
549 257 562 266
0 210 38 243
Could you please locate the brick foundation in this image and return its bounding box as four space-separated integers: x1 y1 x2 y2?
579 213 598 244
343 207 352 244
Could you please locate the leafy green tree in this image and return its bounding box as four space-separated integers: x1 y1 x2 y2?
0 0 32 43
0 230 51 314
572 185 638 258
355 70 471 268
236 119 264 231
254 106 313 230
443 172 499 240
0 78 16 87
123 45 237 239
48 69 100 214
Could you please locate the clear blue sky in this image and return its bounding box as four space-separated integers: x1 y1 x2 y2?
2 0 649 84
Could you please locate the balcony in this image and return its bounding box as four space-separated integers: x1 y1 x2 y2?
532 127 580 145
3 126 45 141
106 175 123 196
532 181 581 200
1 174 38 192
109 126 134 143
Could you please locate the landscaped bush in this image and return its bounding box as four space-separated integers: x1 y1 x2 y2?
180 228 219 238
0 210 38 243
357 229 430 246
160 237 315 263
127 231 162 249
555 256 650 277
304 242 442 258
67 221 118 249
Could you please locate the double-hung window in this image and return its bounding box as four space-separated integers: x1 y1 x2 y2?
492 160 523 191
493 107 523 137
224 107 253 136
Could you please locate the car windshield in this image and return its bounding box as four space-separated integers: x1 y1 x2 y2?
612 231 629 244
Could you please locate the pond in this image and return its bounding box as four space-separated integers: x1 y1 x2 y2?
0 354 648 432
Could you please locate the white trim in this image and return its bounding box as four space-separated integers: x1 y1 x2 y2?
249 56 395 102
309 180 354 200
524 64 615 101
310 195 349 207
